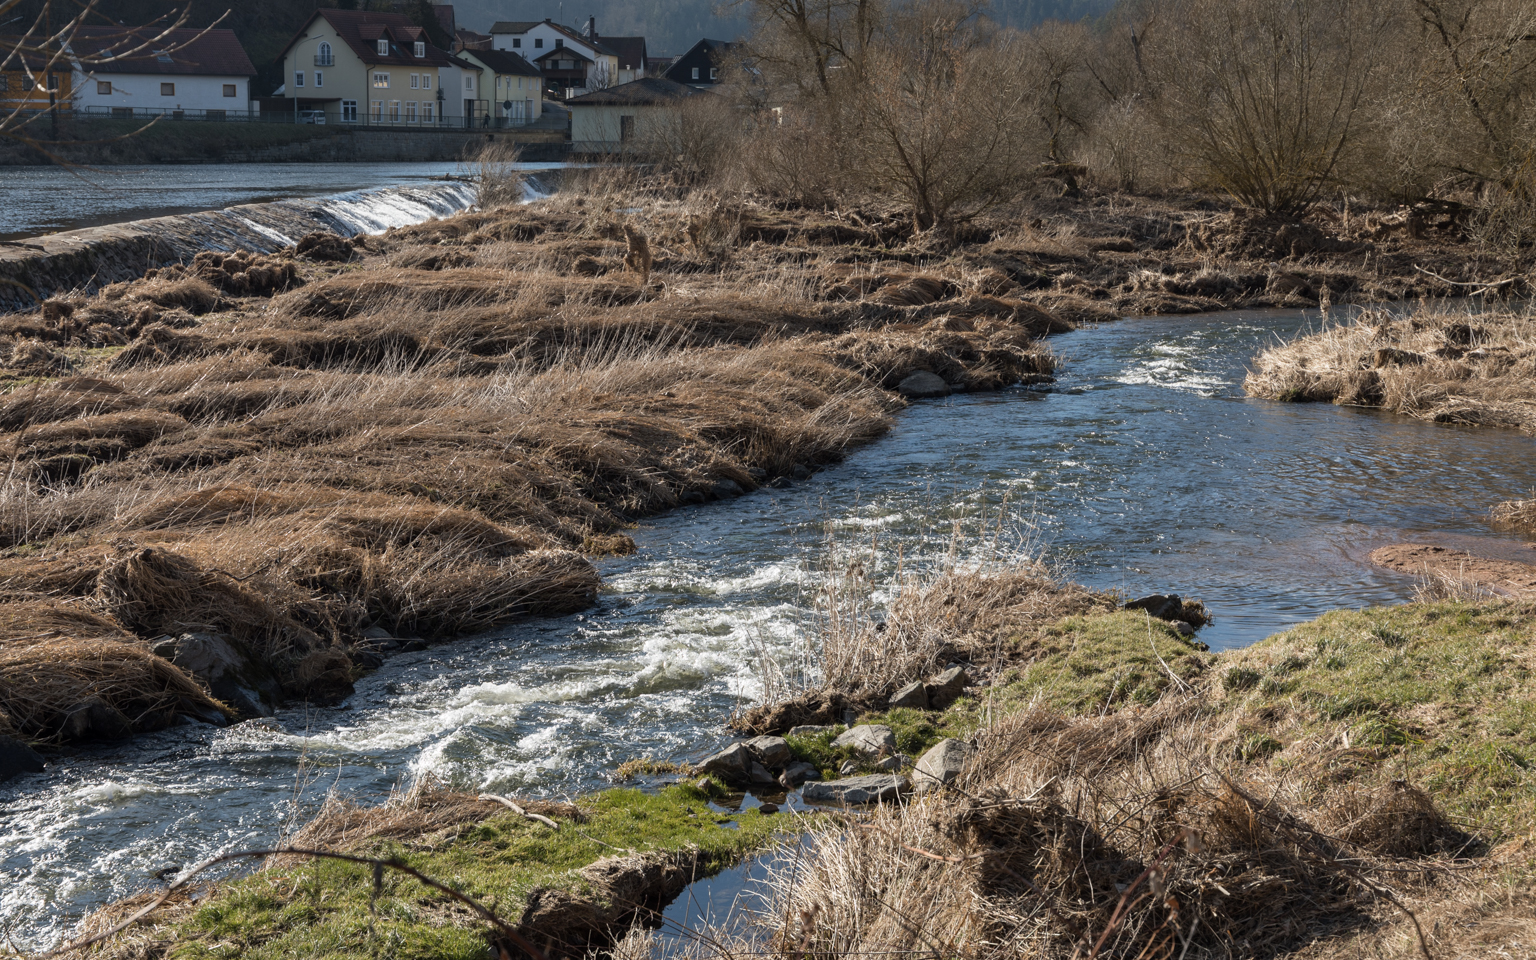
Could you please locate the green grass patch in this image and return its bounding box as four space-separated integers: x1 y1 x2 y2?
1219 602 1536 841
164 784 793 960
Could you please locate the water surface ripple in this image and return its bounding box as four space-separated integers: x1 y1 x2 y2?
5 307 1535 946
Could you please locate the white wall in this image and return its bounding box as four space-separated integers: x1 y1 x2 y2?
73 72 249 112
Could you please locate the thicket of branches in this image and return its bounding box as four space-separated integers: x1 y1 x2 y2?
666 0 1536 243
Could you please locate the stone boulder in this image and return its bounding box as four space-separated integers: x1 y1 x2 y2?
888 681 928 710
925 667 972 710
0 735 45 783
913 739 974 795
788 724 829 737
802 775 908 805
833 724 897 758
744 735 793 770
779 761 820 789
699 743 777 786
897 370 951 399
154 631 274 719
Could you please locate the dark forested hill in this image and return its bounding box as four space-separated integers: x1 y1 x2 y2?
14 0 1116 94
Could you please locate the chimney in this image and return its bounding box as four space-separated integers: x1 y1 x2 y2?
584 16 596 39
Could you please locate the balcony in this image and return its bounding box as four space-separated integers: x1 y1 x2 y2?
314 53 334 67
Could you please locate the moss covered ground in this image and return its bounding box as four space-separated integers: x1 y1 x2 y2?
155 784 793 960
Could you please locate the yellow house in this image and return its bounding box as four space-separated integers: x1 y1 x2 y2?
454 47 544 127
275 9 475 125
0 48 72 114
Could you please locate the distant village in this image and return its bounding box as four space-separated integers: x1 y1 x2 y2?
0 4 737 152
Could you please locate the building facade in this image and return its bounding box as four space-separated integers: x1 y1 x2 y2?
567 77 705 152
455 48 544 126
275 9 474 125
67 27 253 117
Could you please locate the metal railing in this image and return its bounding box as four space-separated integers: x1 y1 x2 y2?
314 53 335 67
68 104 554 131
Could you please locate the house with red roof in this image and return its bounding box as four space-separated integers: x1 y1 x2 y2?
67 26 255 118
274 9 480 126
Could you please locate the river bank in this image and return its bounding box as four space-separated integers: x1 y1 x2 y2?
9 175 1536 952
60 589 1536 960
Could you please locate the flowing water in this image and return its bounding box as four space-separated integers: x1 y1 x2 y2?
0 162 557 241
4 306 1536 947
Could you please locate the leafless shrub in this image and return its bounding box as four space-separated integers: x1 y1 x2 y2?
473 139 526 210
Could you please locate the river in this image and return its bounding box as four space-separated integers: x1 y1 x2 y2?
4 305 1535 947
0 161 560 241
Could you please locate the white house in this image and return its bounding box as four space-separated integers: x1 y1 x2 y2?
566 76 706 152
488 18 643 96
273 9 476 126
68 26 255 117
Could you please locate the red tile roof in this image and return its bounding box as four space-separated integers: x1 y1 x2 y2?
292 10 462 69
69 26 255 77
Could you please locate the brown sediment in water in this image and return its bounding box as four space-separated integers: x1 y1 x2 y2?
1370 543 1536 598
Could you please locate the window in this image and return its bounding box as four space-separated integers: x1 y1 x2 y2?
155 50 171 63
317 42 333 66
414 41 425 57
464 75 473 91
47 74 59 90
555 38 563 47
97 80 112 95
314 72 323 88
161 82 175 96
295 71 304 88
422 100 434 123
512 38 521 47
222 83 236 97
371 100 383 121
342 99 357 122
535 38 543 48
619 115 634 141
710 67 717 80
373 72 389 88
377 39 389 56
406 101 417 121
421 74 430 90
410 73 419 89
389 100 399 121
0 76 7 92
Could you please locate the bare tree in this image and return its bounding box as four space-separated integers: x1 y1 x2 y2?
1142 0 1396 216
2 0 214 160
844 1 1042 231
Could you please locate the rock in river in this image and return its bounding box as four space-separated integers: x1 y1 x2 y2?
897 370 951 398
0 735 45 783
802 774 909 805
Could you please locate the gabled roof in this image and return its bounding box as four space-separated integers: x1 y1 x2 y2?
533 46 593 65
565 76 705 106
460 47 541 77
281 10 462 69
488 21 540 35
68 26 255 77
601 36 646 71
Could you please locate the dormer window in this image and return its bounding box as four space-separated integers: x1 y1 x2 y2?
414 41 425 57
377 39 389 56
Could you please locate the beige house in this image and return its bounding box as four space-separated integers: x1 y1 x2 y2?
566 77 706 152
455 47 544 126
275 9 475 125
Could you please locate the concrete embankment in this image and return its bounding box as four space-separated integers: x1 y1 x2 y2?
0 178 492 311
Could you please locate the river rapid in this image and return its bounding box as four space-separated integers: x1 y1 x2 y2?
4 305 1536 947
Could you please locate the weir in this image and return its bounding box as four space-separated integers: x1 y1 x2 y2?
0 176 549 312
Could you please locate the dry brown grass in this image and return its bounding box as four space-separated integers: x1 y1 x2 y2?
1245 304 1536 432
0 189 1067 746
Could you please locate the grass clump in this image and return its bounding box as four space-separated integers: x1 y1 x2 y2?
97 782 794 960
1245 303 1536 433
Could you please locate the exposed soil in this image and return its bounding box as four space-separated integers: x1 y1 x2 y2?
1370 543 1536 597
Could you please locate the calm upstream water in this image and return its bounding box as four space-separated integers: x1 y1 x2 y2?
5 306 1536 946
0 162 557 240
